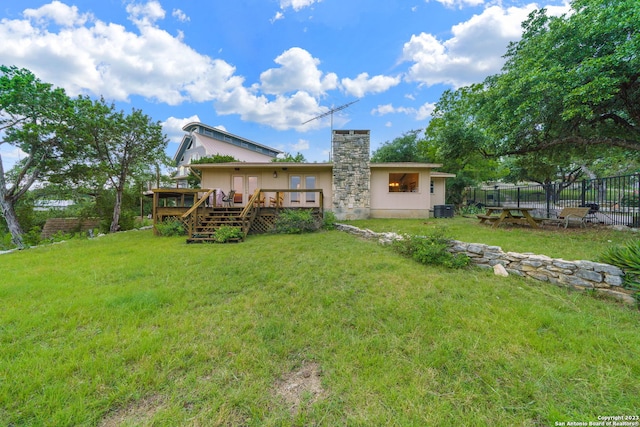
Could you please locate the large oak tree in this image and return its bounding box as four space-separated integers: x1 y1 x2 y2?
74 97 167 233
425 0 640 179
0 66 76 248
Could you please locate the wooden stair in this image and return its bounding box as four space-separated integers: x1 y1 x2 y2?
186 207 250 243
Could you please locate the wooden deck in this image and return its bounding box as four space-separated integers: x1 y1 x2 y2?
150 188 323 243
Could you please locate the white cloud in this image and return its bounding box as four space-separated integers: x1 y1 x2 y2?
292 139 310 151
0 1 242 105
260 47 338 96
126 1 165 26
271 11 285 23
279 0 321 12
371 101 435 121
341 73 401 98
0 3 358 134
172 9 190 23
415 102 436 120
23 0 90 27
428 0 485 8
0 145 28 172
162 115 200 144
215 86 326 131
402 3 570 88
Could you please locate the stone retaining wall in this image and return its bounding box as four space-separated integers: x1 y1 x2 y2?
334 223 636 305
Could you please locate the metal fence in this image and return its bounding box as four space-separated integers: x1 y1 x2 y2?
464 173 640 228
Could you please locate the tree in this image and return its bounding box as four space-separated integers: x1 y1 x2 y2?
273 152 306 162
371 130 428 163
422 87 507 205
424 0 640 204
479 0 640 156
0 66 76 248
187 154 238 188
75 97 167 233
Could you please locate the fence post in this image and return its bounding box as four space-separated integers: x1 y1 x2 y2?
517 187 521 208
545 184 552 218
581 179 587 206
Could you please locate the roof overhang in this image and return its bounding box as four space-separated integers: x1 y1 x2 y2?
191 162 333 171
369 162 444 169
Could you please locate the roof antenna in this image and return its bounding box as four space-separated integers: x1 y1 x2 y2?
302 99 359 161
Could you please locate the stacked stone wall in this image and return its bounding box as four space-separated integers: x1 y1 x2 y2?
334 223 636 305
332 130 370 220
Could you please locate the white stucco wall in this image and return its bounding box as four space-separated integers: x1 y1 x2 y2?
370 169 432 218
199 165 333 209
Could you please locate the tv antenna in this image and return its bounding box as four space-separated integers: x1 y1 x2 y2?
302 99 359 161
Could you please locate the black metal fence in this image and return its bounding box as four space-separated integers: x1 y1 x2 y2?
464 173 640 228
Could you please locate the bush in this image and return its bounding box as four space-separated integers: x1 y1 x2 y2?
392 228 470 269
600 240 640 296
212 225 244 243
155 219 186 236
322 211 337 230
273 209 321 234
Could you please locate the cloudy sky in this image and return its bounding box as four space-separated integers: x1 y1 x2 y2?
0 0 569 168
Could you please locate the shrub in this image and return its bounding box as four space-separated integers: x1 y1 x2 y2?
273 209 321 234
212 226 244 243
600 240 640 297
155 219 186 236
322 211 337 230
392 228 470 269
22 226 43 247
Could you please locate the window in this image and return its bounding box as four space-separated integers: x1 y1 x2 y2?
305 176 316 202
233 176 244 204
290 175 301 203
388 173 419 192
289 175 316 204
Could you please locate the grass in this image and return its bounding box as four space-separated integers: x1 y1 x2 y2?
1 222 639 426
345 216 636 260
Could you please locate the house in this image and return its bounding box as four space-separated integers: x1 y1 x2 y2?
190 129 454 220
172 122 283 188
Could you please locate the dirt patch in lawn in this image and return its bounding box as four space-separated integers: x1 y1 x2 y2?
274 361 325 415
99 395 164 427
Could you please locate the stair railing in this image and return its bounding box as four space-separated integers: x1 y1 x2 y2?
239 189 262 237
181 188 214 238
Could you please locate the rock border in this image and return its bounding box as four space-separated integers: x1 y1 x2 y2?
334 223 636 306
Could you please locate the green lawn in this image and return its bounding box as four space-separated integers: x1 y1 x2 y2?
1 222 639 426
346 216 636 260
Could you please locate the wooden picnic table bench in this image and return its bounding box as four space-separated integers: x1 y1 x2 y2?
477 207 541 228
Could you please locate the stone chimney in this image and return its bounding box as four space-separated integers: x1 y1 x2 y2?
332 130 370 220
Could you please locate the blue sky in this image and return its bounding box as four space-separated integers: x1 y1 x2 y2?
0 0 568 169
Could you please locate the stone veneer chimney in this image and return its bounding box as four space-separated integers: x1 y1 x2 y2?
331 130 370 220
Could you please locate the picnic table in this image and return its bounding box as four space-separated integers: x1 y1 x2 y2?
477 207 541 229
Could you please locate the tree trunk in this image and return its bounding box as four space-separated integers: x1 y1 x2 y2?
110 189 122 233
0 194 25 249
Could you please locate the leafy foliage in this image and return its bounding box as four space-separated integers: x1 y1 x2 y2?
212 225 244 243
392 228 470 269
0 65 77 248
74 97 167 233
424 0 640 194
187 153 239 187
191 154 238 164
600 240 640 295
155 219 186 237
273 209 321 234
371 130 429 163
322 211 337 230
272 152 306 162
